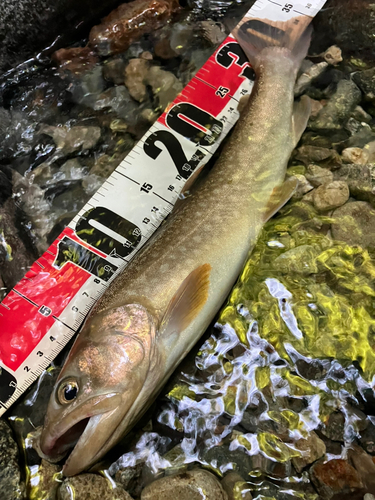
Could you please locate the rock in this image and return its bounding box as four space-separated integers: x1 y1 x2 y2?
294 61 328 95
0 109 12 146
351 105 372 124
305 164 334 187
291 174 314 199
103 58 127 85
0 419 25 499
43 125 101 155
89 0 179 57
27 459 61 500
322 45 343 66
360 421 375 455
341 147 369 164
93 86 139 125
154 37 178 59
310 79 362 131
312 0 375 59
141 469 228 500
273 245 319 275
52 46 99 74
294 145 337 165
331 201 375 249
59 474 133 500
292 432 326 473
321 411 345 442
365 495 375 500
115 463 144 498
70 65 106 106
124 58 150 102
310 459 364 500
221 472 252 500
199 20 227 46
313 181 349 211
146 66 183 110
334 164 375 206
0 0 126 74
348 444 375 493
353 67 375 103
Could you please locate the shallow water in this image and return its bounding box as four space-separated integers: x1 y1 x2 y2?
2 0 375 498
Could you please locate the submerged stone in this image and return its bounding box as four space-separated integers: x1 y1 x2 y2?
310 459 364 499
331 201 375 249
334 164 375 206
313 181 349 211
292 432 326 473
0 419 24 500
140 469 228 500
59 474 133 500
273 245 319 275
221 472 252 500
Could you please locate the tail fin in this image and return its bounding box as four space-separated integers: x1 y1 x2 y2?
234 17 312 71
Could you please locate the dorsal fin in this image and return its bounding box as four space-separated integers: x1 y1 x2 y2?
160 263 211 337
262 177 298 222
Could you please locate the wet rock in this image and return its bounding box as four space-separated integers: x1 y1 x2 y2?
365 495 375 500
27 459 61 500
103 58 127 85
294 145 337 165
146 66 183 110
93 86 140 125
334 164 375 206
322 45 343 66
313 0 375 59
313 181 349 212
353 68 375 104
0 109 12 145
141 469 228 500
310 459 364 500
43 125 101 155
348 444 375 493
124 58 150 102
305 164 334 187
0 419 25 500
341 147 369 164
360 421 375 455
199 20 227 46
295 61 328 95
273 245 319 275
221 472 252 500
321 411 345 442
351 105 372 124
331 201 375 249
52 46 99 75
310 79 362 132
89 0 179 57
0 197 38 291
154 37 178 59
70 65 106 106
59 474 133 500
291 174 314 199
292 432 326 473
115 463 144 498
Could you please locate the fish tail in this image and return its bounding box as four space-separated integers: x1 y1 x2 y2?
235 17 312 72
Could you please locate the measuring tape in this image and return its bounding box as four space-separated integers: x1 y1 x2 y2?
0 0 326 415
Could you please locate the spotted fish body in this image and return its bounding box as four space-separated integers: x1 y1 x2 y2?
39 18 312 476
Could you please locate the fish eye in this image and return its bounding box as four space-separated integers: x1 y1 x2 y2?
57 379 79 405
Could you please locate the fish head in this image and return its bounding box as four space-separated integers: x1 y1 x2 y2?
39 303 157 476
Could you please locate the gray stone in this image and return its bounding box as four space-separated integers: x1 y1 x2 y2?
27 459 61 500
313 181 349 211
146 66 183 111
360 421 375 455
292 432 326 473
221 472 252 500
341 147 369 164
321 411 345 442
310 79 362 131
295 145 337 165
0 419 25 500
273 245 319 275
141 469 228 500
124 58 150 102
331 201 375 249
103 58 126 85
59 474 133 500
353 67 375 103
291 174 314 199
43 125 101 155
93 86 139 125
305 164 334 187
348 444 375 493
333 164 375 206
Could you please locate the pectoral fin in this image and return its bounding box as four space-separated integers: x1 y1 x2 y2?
160 263 211 337
263 177 298 222
292 95 311 146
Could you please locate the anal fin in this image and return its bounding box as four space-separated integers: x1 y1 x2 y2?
263 177 298 222
160 263 211 337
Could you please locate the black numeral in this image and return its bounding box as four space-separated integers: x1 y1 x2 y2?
37 351 43 357
282 3 293 12
141 183 153 193
216 42 255 81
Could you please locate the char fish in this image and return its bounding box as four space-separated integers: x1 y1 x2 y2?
39 17 312 476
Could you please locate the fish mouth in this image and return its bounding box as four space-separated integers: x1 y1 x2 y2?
40 392 124 476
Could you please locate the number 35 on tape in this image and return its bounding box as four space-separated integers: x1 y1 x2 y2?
0 0 326 414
